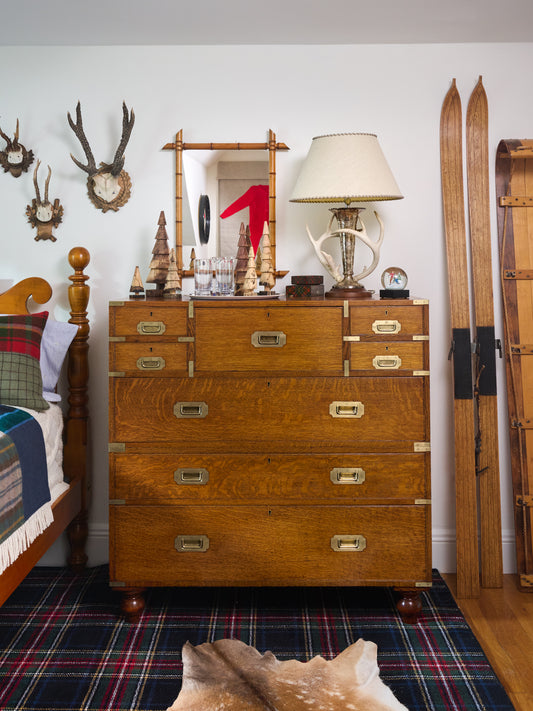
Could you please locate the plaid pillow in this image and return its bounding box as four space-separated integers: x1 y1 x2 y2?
0 312 50 411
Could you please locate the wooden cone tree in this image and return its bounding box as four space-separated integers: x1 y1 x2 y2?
146 211 170 295
164 247 181 297
129 265 144 298
234 222 250 296
242 242 257 296
259 221 275 293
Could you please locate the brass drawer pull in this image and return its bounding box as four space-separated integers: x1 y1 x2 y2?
174 401 208 418
175 535 210 552
136 356 166 370
251 331 287 348
372 355 401 370
372 319 401 334
329 401 364 418
331 534 367 552
137 320 166 335
174 468 209 485
330 467 366 485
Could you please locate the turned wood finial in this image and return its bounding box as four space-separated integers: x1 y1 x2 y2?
68 246 90 273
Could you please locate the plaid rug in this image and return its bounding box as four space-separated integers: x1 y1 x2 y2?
0 566 513 711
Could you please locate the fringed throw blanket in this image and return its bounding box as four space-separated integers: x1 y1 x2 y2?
0 405 51 575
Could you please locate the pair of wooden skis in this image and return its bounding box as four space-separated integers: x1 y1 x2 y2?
440 77 503 597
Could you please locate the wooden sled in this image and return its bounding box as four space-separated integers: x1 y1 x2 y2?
496 139 533 590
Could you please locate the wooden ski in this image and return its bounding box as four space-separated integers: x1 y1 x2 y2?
496 138 533 590
440 79 480 598
466 76 503 588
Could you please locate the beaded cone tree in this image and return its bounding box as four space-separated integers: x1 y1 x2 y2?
146 211 170 296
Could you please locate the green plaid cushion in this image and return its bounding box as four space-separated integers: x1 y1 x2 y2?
0 312 49 411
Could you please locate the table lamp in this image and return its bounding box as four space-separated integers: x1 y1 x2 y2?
290 133 402 298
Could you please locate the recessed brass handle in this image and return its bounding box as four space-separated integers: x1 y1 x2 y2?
174 401 208 418
175 535 210 552
329 401 364 418
251 331 287 348
330 467 366 485
174 468 209 485
330 534 367 552
372 355 401 370
137 321 166 335
372 319 401 334
136 356 166 370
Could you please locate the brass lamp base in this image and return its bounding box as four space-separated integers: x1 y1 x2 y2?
325 284 374 299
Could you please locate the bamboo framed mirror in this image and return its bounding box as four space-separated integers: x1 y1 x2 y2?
163 130 289 280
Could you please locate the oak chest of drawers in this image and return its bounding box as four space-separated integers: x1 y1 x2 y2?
109 297 431 621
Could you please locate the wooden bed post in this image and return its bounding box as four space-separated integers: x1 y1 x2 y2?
64 246 90 571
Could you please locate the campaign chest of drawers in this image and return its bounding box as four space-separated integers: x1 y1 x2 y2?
108 297 431 622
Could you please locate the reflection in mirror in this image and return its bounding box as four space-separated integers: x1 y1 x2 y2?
163 131 288 280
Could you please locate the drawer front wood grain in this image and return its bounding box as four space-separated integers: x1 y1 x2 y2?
350 305 425 338
110 376 428 451
110 304 188 337
110 453 429 503
195 306 343 373
349 342 426 372
109 342 189 375
110 505 431 587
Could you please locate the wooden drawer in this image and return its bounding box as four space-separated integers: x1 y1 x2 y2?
350 304 425 338
110 304 188 337
194 305 343 373
110 505 431 587
349 341 426 372
109 342 188 375
110 452 430 504
109 376 429 452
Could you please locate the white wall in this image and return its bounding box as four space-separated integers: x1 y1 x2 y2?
1 42 531 573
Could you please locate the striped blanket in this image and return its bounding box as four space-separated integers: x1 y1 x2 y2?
0 405 51 575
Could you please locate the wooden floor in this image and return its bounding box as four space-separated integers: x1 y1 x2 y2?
443 573 533 711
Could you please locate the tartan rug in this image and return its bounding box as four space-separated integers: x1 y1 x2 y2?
0 566 513 711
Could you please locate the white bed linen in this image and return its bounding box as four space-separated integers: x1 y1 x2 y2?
0 405 68 575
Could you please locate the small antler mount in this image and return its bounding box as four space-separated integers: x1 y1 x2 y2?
67 101 135 212
26 160 63 241
0 119 34 177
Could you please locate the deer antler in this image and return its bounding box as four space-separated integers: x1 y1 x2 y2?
109 102 135 176
33 159 42 203
33 160 52 205
0 120 19 149
67 102 97 175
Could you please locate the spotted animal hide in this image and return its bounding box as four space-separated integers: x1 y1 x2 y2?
167 638 408 711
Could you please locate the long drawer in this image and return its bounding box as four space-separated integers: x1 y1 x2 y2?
110 453 430 503
109 376 429 452
110 505 431 587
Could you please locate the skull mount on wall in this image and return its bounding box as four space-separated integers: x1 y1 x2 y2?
26 160 63 242
0 119 34 177
67 101 135 213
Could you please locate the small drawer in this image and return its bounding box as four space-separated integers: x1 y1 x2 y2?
349 342 426 372
109 452 429 503
350 305 425 338
109 342 189 374
194 305 343 373
109 504 431 587
110 304 188 337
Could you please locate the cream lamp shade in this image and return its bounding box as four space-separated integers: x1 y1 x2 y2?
290 132 402 298
289 133 403 204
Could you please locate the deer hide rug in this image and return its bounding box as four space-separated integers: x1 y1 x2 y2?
167 638 408 710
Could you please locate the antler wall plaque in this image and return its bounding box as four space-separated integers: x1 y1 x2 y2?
26 160 63 241
67 101 134 212
0 119 34 177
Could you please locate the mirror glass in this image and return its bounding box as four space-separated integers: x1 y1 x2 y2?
182 150 269 264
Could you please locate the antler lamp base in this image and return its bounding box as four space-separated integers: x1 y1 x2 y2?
325 207 374 299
